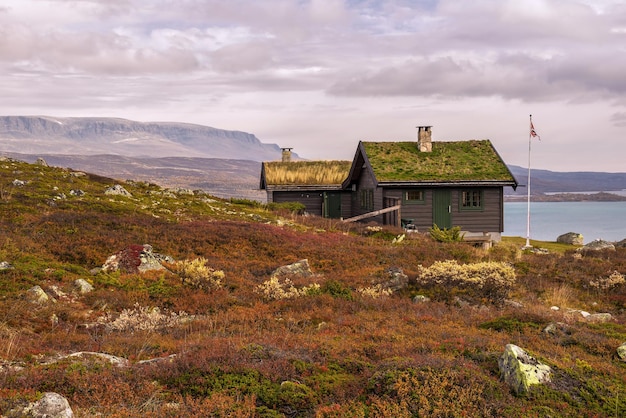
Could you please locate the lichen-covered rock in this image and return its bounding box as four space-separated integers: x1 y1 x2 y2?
585 313 613 323
382 266 409 291
617 342 626 362
6 392 74 418
26 285 52 304
578 239 615 253
413 295 431 303
557 232 584 245
271 259 314 279
498 344 551 395
65 351 129 367
102 244 173 274
73 279 94 294
104 184 132 197
0 260 14 270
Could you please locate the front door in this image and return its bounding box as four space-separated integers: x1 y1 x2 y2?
324 192 342 218
432 189 452 229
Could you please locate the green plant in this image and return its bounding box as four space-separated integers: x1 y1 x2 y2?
429 224 464 242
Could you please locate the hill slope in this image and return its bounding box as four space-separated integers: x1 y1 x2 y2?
0 158 625 417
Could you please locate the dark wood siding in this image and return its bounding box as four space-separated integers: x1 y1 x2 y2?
351 168 378 219
384 188 434 230
453 187 503 232
272 191 324 217
378 187 504 233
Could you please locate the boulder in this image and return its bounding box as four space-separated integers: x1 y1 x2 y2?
6 392 74 418
271 259 314 279
615 239 626 248
585 313 613 323
35 157 48 167
556 232 584 246
578 239 615 253
617 343 626 362
0 260 14 270
65 351 129 367
413 295 431 303
26 285 52 304
498 344 551 395
382 266 409 291
73 279 94 294
102 244 173 274
104 184 132 197
542 322 570 336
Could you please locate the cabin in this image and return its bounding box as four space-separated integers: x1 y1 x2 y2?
259 149 352 218
260 127 518 241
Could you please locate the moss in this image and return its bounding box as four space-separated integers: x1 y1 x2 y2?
362 140 515 182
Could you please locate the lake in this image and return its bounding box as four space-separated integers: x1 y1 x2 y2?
503 201 626 243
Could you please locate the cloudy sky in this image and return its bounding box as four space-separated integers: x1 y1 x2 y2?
1 0 625 172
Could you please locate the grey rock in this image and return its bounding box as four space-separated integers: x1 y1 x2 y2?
617 342 626 362
271 259 314 279
578 239 615 253
556 232 584 245
383 266 409 291
585 313 613 323
6 392 74 418
69 189 85 196
26 286 52 304
104 184 132 197
73 279 94 294
0 261 14 270
35 157 48 167
413 295 431 303
542 322 570 336
499 344 551 395
102 244 172 274
12 179 26 186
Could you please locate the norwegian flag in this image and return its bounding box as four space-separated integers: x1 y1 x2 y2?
530 120 541 140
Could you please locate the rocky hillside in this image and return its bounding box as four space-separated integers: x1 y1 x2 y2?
0 116 291 162
0 157 625 417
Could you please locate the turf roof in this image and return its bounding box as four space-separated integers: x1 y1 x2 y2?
362 140 516 183
262 160 352 186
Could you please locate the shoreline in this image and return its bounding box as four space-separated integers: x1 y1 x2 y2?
505 191 626 202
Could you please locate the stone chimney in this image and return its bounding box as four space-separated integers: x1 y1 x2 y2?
417 126 432 152
281 147 293 162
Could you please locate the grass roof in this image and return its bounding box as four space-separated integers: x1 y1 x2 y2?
263 160 352 186
362 140 516 183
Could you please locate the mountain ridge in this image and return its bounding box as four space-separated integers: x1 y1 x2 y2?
0 115 291 162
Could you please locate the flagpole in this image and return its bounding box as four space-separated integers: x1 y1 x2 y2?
525 115 533 248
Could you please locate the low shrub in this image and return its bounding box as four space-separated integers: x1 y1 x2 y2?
429 224 464 242
415 260 516 304
172 257 224 290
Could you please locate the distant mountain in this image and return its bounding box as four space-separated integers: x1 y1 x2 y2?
507 165 626 196
0 116 292 162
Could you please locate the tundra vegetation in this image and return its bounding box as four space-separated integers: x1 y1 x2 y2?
0 158 625 417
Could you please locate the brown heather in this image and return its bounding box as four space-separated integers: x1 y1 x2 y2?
0 159 625 417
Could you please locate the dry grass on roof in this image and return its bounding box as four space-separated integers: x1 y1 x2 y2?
263 160 351 185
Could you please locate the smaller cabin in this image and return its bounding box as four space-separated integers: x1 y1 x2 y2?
260 154 352 218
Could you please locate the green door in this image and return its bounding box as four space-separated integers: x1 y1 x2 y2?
324 192 342 219
432 190 452 229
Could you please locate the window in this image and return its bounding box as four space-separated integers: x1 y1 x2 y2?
403 190 424 204
359 189 374 211
460 190 483 210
